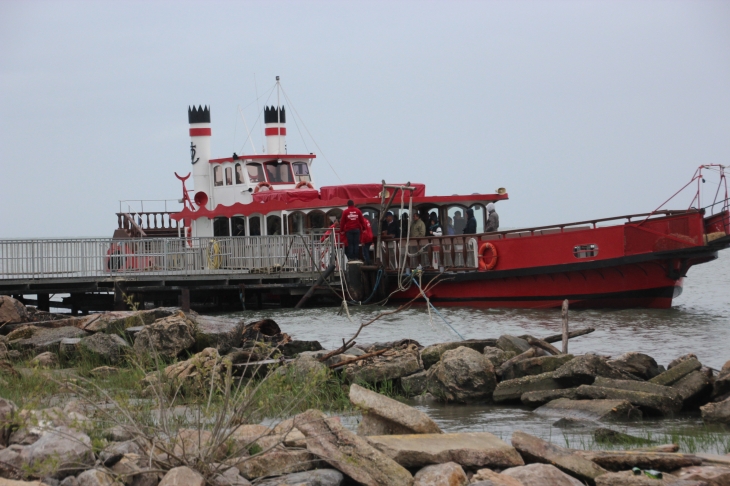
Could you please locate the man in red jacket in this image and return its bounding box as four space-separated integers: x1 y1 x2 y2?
340 200 366 261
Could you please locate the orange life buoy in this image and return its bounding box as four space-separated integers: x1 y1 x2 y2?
295 180 314 190
254 182 272 193
478 242 498 271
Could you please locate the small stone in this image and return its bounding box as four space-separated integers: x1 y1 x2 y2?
413 462 468 486
29 352 58 368
75 469 115 486
471 468 525 486
159 466 204 486
701 397 730 424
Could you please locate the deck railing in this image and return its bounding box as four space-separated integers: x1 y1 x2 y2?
0 235 342 280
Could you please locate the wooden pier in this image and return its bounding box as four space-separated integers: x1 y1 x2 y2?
0 235 345 313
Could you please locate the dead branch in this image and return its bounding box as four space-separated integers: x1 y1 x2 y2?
526 336 562 355
328 348 388 369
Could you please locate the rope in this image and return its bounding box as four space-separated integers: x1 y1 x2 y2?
412 275 464 340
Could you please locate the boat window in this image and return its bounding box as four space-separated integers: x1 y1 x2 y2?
247 163 265 184
225 167 233 186
235 164 244 184
308 210 326 232
289 212 305 235
249 216 261 236
574 244 599 258
470 204 485 234
325 209 343 227
361 208 379 230
213 166 223 187
232 216 246 236
293 162 311 182
213 217 230 236
265 161 294 184
267 215 282 235
447 206 468 235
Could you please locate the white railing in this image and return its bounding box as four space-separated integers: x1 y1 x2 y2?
0 236 343 280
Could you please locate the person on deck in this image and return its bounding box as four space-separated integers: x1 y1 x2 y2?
360 218 373 264
381 211 400 238
463 208 477 234
401 213 409 237
410 212 426 237
486 202 500 232
453 210 466 234
428 213 443 237
340 200 367 261
446 216 455 236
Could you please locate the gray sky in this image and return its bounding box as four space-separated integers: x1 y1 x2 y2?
1 0 728 238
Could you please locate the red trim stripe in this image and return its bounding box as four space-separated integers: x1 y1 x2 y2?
189 128 211 136
265 127 287 136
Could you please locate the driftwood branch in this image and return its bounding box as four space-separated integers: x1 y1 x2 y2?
328 349 389 369
543 327 595 344
497 347 537 377
526 336 562 355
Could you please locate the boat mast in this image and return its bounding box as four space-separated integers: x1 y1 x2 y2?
276 76 282 156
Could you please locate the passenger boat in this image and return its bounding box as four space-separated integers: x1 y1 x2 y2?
114 78 730 309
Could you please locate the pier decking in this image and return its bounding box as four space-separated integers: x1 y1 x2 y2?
0 236 343 312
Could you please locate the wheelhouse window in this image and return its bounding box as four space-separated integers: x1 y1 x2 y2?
249 216 261 236
213 217 230 236
265 161 294 184
213 166 223 187
447 205 468 235
232 216 246 236
267 215 282 235
289 212 305 234
235 164 244 184
225 167 233 186
293 162 311 182
574 244 599 258
470 204 485 234
308 210 326 232
247 163 265 184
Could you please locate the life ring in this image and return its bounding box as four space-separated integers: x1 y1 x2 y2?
207 239 222 269
253 182 272 193
295 181 314 190
478 242 498 271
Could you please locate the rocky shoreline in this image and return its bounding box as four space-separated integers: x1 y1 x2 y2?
0 295 729 485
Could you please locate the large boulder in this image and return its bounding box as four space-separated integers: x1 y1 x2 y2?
496 335 531 355
675 465 730 485
511 431 606 485
76 469 115 486
501 354 575 381
164 347 227 389
649 358 702 386
343 346 422 385
9 327 88 354
608 352 661 380
592 377 682 401
366 432 524 469
712 366 730 401
18 426 93 478
79 333 130 364
235 449 317 480
700 397 730 424
534 398 642 422
574 385 682 416
426 347 496 403
189 315 245 353
413 462 468 486
420 339 497 370
493 372 565 403
482 347 516 368
293 409 413 486
0 296 27 325
521 388 580 408
159 466 205 486
401 370 429 397
501 464 583 486
349 383 441 436
133 313 195 358
672 371 713 410
256 469 344 486
553 355 639 386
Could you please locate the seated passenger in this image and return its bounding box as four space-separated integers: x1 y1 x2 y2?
486 203 500 232
428 213 443 237
381 211 400 238
463 208 477 234
410 212 426 237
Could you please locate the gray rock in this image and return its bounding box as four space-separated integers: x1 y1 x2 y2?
280 340 324 357
496 335 531 355
592 377 683 401
575 385 682 416
159 466 205 486
59 338 82 356
60 477 79 486
0 296 28 325
19 426 94 478
668 353 698 369
343 346 365 357
501 464 584 486
349 383 442 436
79 333 130 364
344 347 422 385
30 351 58 368
420 339 497 370
0 397 17 446
366 431 525 469
413 462 468 486
0 444 24 470
700 397 730 424
133 313 195 358
649 358 702 386
501 354 575 381
534 398 642 422
10 327 88 354
609 352 661 380
426 346 497 403
280 355 328 378
521 388 580 408
235 449 317 480
189 315 245 354
213 466 252 486
482 347 515 368
256 469 344 486
493 372 565 403
712 367 730 400
401 370 429 397
672 370 713 410
553 354 640 386
76 469 115 486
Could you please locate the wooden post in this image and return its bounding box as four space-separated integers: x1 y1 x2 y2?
181 288 190 312
561 299 569 354
37 293 50 312
114 282 125 311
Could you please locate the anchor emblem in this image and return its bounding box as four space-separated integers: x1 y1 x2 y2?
190 142 199 164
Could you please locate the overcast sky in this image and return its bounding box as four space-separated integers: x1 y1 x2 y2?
1 0 728 238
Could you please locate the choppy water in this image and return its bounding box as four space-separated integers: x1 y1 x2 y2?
222 251 730 452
